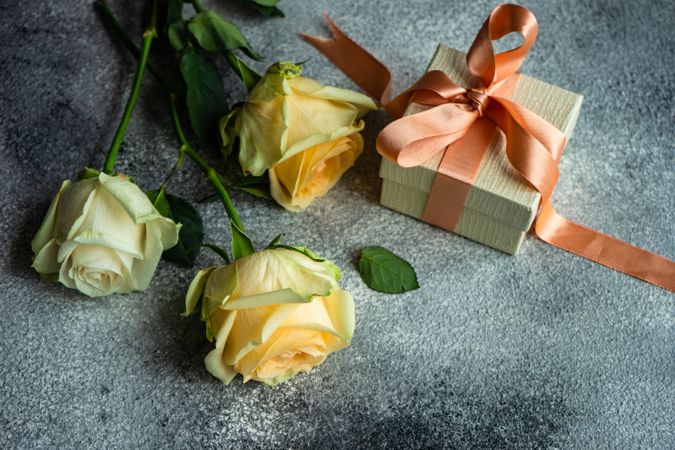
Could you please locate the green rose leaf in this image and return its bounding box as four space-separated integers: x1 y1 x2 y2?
359 246 419 294
179 48 229 145
233 173 271 199
162 194 204 267
230 220 255 260
243 0 285 17
187 10 261 60
225 51 262 92
147 190 204 267
168 20 188 52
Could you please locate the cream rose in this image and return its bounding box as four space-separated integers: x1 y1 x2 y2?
31 173 180 297
222 61 377 211
185 247 355 386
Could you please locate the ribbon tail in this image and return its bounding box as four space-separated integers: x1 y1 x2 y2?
486 97 563 204
422 118 497 231
301 15 394 107
536 201 675 292
486 98 674 292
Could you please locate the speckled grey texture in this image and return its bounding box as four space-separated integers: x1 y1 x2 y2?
1 0 674 448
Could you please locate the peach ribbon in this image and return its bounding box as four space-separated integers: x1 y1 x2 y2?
302 4 675 292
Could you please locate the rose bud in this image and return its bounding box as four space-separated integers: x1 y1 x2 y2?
31 173 180 297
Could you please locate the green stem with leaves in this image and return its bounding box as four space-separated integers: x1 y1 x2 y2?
168 94 244 231
96 0 245 233
102 0 158 174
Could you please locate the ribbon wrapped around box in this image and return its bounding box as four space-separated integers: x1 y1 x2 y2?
302 4 675 292
379 44 583 254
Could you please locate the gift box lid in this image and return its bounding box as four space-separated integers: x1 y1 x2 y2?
379 44 583 232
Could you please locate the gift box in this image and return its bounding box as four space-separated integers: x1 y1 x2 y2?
378 44 583 254
302 5 675 291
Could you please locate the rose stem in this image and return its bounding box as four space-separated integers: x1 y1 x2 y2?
94 0 170 93
190 0 205 13
95 0 245 233
168 94 245 232
101 0 158 175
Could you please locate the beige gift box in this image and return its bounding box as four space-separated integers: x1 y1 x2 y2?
379 44 584 254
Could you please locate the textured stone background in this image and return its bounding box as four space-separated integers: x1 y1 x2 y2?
1 0 674 448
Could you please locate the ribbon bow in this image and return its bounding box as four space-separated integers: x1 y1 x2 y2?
302 4 675 292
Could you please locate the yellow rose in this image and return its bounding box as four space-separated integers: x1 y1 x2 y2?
269 133 364 211
31 173 180 297
222 62 377 211
185 247 355 386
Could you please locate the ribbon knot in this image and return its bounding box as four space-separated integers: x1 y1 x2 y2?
463 89 489 116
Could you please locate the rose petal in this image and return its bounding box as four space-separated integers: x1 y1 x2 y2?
184 266 216 317
222 304 298 366
31 180 71 254
320 288 356 344
204 310 239 384
126 222 163 292
280 296 341 338
67 184 143 257
279 120 364 163
68 245 126 276
237 96 286 176
60 180 98 241
70 230 144 260
230 249 337 303
270 133 364 210
32 238 61 278
290 76 377 116
98 173 169 227
238 329 328 383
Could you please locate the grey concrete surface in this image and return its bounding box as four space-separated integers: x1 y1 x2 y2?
1 0 674 448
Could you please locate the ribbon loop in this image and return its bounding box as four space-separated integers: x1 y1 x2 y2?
467 3 539 88
377 104 479 167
